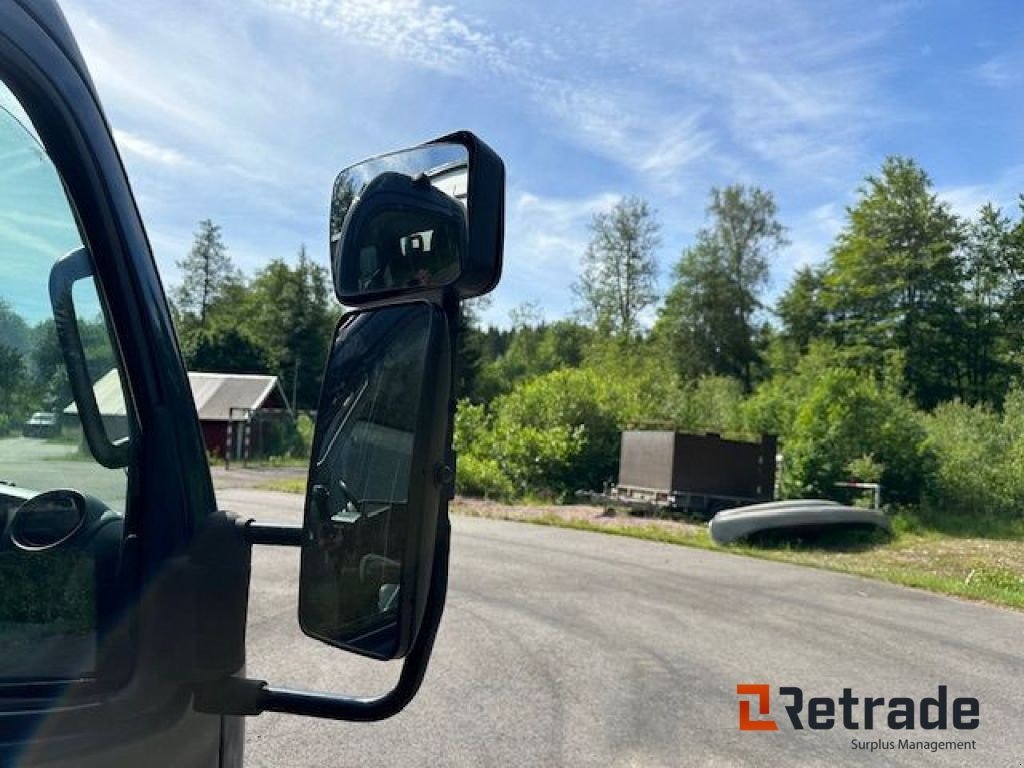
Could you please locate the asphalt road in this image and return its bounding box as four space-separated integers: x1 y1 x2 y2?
221 488 1024 768
0 436 127 509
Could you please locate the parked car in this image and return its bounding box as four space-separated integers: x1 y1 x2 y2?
21 412 59 439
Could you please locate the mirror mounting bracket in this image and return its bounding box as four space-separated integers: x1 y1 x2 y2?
242 521 303 547
193 516 451 722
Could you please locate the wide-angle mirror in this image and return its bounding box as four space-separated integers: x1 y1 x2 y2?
329 131 505 304
298 302 451 660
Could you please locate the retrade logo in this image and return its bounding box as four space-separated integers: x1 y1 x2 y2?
736 684 778 731
735 684 979 732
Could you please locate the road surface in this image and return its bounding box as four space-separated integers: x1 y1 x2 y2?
0 436 127 509
220 488 1024 768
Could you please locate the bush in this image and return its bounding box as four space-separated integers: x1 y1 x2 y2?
490 369 622 498
294 412 315 457
454 368 651 500
781 367 932 504
455 453 517 501
922 401 1008 520
670 376 746 432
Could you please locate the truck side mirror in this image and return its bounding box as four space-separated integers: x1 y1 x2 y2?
299 301 450 660
330 131 504 304
194 131 502 722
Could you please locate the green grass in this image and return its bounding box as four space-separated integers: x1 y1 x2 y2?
453 502 1024 611
259 477 308 494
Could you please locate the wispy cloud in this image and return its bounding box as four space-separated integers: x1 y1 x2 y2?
260 0 520 75
113 130 190 167
481 189 621 325
937 165 1024 220
56 0 1023 328
974 53 1021 89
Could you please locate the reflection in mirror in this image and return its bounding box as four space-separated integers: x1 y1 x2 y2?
0 490 97 680
330 144 468 302
299 303 443 659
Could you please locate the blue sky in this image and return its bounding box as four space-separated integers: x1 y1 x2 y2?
59 0 1024 327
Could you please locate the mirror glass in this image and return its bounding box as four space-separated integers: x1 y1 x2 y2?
330 144 468 301
0 490 98 680
10 490 86 550
299 303 438 659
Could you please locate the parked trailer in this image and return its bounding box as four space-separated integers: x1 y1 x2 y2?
587 430 777 520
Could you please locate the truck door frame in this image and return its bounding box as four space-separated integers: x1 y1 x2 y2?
1 2 237 765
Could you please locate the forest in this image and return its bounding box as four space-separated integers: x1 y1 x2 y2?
455 156 1024 537
3 155 1023 536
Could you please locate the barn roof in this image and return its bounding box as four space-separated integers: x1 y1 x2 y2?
65 369 290 422
188 372 289 421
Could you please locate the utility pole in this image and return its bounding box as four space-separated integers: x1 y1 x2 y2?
291 357 300 415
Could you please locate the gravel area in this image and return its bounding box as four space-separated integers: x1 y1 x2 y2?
211 465 306 492
451 495 708 538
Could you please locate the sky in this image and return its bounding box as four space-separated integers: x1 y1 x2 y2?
52 0 1024 327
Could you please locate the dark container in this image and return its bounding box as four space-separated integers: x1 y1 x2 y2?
617 430 776 501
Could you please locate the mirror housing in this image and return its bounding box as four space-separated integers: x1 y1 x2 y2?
298 302 451 660
48 247 129 469
330 131 504 305
9 489 86 551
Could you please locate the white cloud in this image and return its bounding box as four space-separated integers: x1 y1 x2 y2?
112 130 190 167
477 189 622 326
975 54 1021 89
937 166 1024 220
260 0 519 75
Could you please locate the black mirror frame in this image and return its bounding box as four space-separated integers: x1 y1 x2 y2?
331 130 505 307
48 247 130 469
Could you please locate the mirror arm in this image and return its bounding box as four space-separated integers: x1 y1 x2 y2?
242 520 303 547
194 516 451 721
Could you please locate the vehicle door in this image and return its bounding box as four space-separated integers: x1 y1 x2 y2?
0 3 227 766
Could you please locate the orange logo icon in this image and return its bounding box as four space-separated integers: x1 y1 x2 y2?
737 684 779 731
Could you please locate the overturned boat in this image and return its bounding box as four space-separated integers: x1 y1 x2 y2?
709 499 891 545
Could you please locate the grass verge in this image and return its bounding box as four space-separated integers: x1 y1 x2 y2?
453 500 1024 611
258 477 308 494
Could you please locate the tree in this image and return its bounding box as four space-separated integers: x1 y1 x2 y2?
0 300 30 354
781 365 932 504
959 203 1017 405
454 296 492 402
825 157 963 408
573 196 660 339
776 265 828 353
656 185 786 390
0 344 26 431
175 219 241 327
187 326 271 375
246 246 335 410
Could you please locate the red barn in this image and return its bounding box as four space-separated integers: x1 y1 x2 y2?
188 372 292 458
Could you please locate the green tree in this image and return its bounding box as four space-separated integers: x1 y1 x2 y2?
825 157 963 408
454 296 492 401
175 219 241 328
187 326 271 374
657 185 786 390
0 300 30 354
781 366 932 504
573 196 660 339
959 203 1017 405
0 344 26 431
776 265 828 353
246 246 335 409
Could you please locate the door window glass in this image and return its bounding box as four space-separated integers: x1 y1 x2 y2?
0 81 131 682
